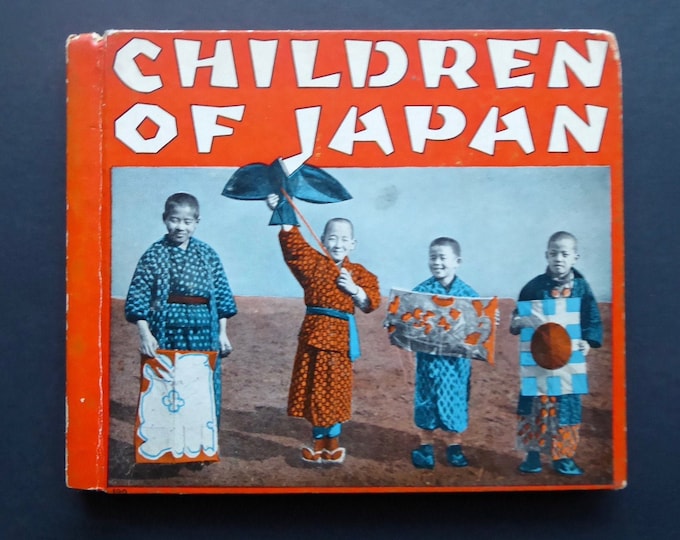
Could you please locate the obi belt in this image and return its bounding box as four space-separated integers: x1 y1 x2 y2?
306 306 360 361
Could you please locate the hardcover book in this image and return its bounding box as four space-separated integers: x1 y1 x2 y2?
66 29 626 493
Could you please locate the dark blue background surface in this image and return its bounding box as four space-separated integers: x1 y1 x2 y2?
2 2 677 538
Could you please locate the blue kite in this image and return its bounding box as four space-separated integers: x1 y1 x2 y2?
222 159 352 226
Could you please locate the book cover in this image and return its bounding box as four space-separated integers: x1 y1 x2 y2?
66 29 625 493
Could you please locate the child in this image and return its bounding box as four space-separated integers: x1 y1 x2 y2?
509 231 602 476
410 237 479 469
266 194 381 463
125 193 237 440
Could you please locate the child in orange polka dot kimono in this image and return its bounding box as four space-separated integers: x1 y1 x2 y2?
266 194 381 463
509 231 602 476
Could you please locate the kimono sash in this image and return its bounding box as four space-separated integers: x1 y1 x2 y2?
306 306 360 361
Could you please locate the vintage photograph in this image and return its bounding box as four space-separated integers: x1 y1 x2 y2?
107 165 614 489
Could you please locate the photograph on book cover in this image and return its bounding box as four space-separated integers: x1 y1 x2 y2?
66 29 626 493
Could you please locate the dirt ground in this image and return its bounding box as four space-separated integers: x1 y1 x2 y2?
108 297 613 491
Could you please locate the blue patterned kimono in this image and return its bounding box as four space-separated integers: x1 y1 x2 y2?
412 276 478 433
125 235 237 421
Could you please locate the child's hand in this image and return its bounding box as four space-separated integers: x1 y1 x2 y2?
219 333 233 358
470 350 485 361
509 314 528 334
336 268 359 295
137 322 159 357
578 340 591 356
139 335 158 358
266 193 280 210
218 320 233 357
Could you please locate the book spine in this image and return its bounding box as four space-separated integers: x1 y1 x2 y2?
65 33 106 490
610 34 628 490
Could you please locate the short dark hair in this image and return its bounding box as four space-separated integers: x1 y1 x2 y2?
163 192 200 220
323 217 354 237
547 231 578 249
430 237 461 257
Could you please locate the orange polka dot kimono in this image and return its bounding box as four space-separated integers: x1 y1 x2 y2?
280 227 381 427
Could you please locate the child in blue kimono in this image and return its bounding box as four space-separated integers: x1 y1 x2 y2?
410 237 478 469
125 193 238 430
509 231 602 476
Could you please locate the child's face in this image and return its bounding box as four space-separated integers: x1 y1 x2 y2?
545 238 579 278
429 244 461 284
164 204 199 248
322 221 356 263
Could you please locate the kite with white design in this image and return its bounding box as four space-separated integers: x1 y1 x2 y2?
134 350 220 464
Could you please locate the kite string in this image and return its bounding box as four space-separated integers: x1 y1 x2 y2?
280 188 338 267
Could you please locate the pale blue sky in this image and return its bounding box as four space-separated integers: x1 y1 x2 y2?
111 166 611 301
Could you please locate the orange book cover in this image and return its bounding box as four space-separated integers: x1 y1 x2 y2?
66 29 626 493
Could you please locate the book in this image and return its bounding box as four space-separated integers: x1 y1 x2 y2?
66 29 625 493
